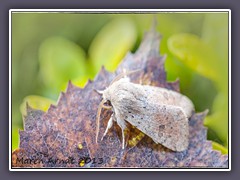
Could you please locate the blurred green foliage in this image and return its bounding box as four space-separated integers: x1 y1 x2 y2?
12 12 229 154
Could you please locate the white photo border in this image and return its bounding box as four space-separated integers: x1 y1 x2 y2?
9 9 231 171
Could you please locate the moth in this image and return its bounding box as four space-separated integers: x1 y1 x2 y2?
96 71 194 152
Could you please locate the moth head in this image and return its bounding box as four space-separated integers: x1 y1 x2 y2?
95 69 141 143
95 88 110 102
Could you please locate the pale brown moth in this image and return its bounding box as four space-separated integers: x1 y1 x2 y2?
96 71 194 152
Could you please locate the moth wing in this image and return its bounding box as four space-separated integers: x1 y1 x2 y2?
125 104 189 152
144 85 194 118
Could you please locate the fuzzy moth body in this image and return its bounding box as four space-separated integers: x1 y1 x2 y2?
96 75 194 152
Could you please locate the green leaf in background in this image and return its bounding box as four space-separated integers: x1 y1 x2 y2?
167 33 220 82
167 13 229 149
72 75 90 88
201 13 228 94
89 17 137 73
202 13 228 66
20 95 56 117
39 36 88 97
212 141 228 155
204 92 228 147
202 13 228 148
12 126 19 151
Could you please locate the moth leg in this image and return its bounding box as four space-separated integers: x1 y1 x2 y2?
117 118 128 149
121 128 126 149
101 114 114 141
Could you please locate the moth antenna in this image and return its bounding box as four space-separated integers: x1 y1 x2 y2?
110 69 142 85
94 89 104 95
96 100 105 144
151 15 158 31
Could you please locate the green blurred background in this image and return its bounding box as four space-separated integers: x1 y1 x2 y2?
12 12 229 154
